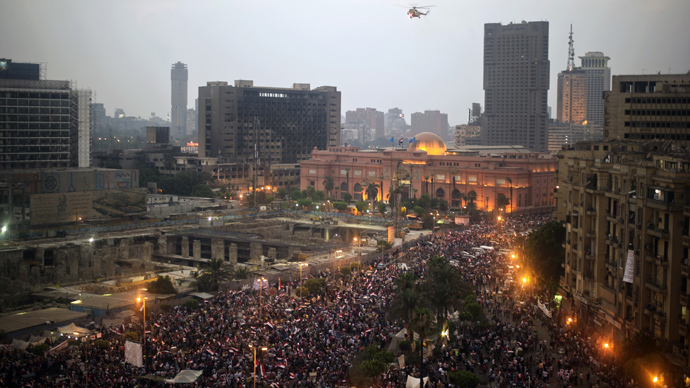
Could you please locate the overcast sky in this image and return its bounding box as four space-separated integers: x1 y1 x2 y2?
3 0 689 126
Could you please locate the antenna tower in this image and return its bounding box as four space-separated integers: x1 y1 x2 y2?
567 24 575 71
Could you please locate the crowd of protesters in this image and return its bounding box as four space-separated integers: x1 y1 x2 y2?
0 213 636 388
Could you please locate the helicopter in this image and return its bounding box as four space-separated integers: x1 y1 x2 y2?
407 5 434 18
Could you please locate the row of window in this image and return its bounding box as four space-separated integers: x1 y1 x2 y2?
625 97 689 104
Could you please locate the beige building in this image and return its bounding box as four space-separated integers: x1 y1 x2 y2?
556 140 690 372
548 121 603 153
557 69 587 124
454 124 482 147
604 74 690 143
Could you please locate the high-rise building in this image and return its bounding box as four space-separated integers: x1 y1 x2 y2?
171 62 188 139
604 73 690 143
385 107 408 137
198 80 341 163
0 60 91 170
345 108 385 139
482 21 550 151
410 110 449 139
557 69 587 123
579 52 611 125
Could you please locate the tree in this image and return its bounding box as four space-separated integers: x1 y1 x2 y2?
496 193 510 212
449 371 480 388
232 266 251 279
297 199 313 209
201 258 232 291
424 256 470 323
306 185 316 200
342 192 353 203
332 201 348 212
416 194 431 210
355 201 369 214
524 221 566 290
304 278 326 295
148 276 177 294
413 206 426 218
191 184 215 198
377 202 387 217
506 177 513 212
193 274 213 292
411 307 434 363
365 181 380 210
323 175 334 198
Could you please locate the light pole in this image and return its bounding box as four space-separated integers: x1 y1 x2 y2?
74 332 88 388
258 277 266 319
137 293 148 372
354 237 361 268
249 344 267 388
299 263 308 298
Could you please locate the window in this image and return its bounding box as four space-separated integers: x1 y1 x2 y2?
468 176 477 183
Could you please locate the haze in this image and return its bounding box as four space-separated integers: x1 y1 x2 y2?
3 0 689 125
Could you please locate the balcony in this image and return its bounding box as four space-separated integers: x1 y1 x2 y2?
586 207 596 215
673 343 689 365
681 294 689 306
605 261 618 271
647 226 670 239
586 230 596 238
683 235 690 246
584 270 595 279
682 263 690 276
684 205 690 216
679 322 689 337
647 198 683 212
655 256 669 267
585 251 596 261
645 278 668 294
643 304 656 315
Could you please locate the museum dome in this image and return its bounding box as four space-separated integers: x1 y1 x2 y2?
407 132 447 155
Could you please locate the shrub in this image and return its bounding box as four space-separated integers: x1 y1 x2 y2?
28 343 50 356
184 299 199 310
361 359 386 377
295 286 308 297
124 331 139 341
93 339 110 349
340 265 351 277
147 276 177 295
449 371 480 388
304 278 326 295
465 302 482 320
398 340 412 352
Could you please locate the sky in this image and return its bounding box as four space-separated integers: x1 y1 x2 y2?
3 0 689 126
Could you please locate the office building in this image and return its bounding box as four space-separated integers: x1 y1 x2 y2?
557 69 587 124
385 107 408 138
579 52 611 125
604 74 690 143
547 121 602 153
198 80 341 164
0 60 91 170
482 21 550 151
410 110 449 139
171 62 188 139
454 124 482 147
345 108 385 140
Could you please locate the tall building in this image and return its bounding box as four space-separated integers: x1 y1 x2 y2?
410 110 449 139
604 74 690 143
198 80 340 164
345 108 385 139
0 60 91 170
385 107 408 137
557 69 587 123
579 52 611 125
171 62 188 139
482 21 550 151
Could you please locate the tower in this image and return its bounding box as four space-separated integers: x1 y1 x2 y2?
171 62 188 139
579 52 611 125
482 21 550 151
557 26 587 124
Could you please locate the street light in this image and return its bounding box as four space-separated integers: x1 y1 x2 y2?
258 277 266 319
248 344 268 388
74 332 88 388
299 263 308 298
136 293 148 372
354 237 361 267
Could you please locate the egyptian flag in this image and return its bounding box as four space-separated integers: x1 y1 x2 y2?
265 322 275 329
260 364 266 378
276 363 286 369
278 277 281 290
399 138 403 146
290 372 297 379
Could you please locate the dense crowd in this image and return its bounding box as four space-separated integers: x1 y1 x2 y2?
0 213 636 388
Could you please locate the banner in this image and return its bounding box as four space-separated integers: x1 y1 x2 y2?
398 354 405 368
622 250 634 283
125 340 143 367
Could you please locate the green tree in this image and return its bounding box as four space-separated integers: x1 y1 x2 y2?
410 307 434 363
416 194 431 210
342 192 353 203
413 206 426 218
184 298 199 310
297 199 313 209
332 201 348 212
306 185 316 200
191 184 215 198
422 213 435 229
390 288 424 323
377 202 387 217
365 181 380 209
395 271 419 293
232 266 252 279
496 193 510 212
323 175 335 198
424 256 470 323
147 276 177 294
361 359 386 378
312 190 325 201
304 278 326 294
355 201 369 214
289 188 302 200
201 258 232 291
449 370 480 388
524 221 566 290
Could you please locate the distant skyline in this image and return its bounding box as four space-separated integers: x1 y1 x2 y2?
3 0 689 126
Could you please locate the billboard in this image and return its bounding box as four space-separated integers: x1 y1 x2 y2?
31 192 92 225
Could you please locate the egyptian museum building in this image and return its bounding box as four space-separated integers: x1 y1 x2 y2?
299 132 557 213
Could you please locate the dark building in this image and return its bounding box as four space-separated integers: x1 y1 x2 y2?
345 108 385 139
171 62 188 139
146 126 170 145
482 21 550 151
410 110 449 139
0 60 91 170
0 59 39 80
198 80 341 164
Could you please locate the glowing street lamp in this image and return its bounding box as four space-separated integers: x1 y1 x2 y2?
299 263 308 298
258 277 266 319
248 344 268 388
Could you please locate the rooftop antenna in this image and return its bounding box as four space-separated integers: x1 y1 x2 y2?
567 24 575 71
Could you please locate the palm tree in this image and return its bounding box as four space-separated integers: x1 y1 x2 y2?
232 266 251 279
202 258 233 291
496 193 510 213
424 256 471 324
344 168 351 199
411 307 435 363
365 181 380 211
323 175 334 199
506 177 513 213
395 271 419 293
390 288 424 324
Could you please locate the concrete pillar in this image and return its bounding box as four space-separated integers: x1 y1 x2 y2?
228 243 238 264
80 244 93 268
288 246 300 261
35 247 45 267
143 241 152 262
120 238 131 259
212 238 225 261
181 237 190 258
249 242 263 263
268 247 277 260
158 235 167 255
193 240 201 261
